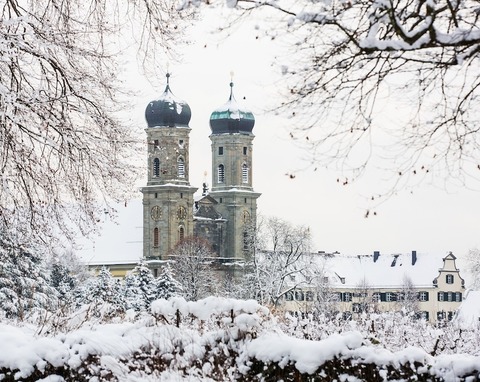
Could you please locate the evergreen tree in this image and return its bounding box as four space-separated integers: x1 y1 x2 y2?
0 234 58 320
124 261 157 311
155 264 181 300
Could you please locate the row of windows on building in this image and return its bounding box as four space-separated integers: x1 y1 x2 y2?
285 290 463 303
287 310 432 321
217 163 249 184
218 146 248 156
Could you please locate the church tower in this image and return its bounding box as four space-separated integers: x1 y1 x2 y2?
141 73 197 259
208 81 261 260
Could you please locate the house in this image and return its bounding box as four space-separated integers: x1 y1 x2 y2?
282 251 465 324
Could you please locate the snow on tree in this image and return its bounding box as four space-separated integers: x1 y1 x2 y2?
0 0 192 245
169 237 219 301
0 231 58 320
244 215 314 307
124 261 158 311
155 263 182 300
193 0 480 198
76 267 124 315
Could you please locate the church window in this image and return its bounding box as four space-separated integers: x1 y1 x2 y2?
446 274 454 284
243 230 249 251
242 163 248 184
154 139 159 148
243 146 247 155
178 139 184 148
154 193 158 198
218 164 225 183
179 226 185 242
153 227 159 247
218 146 224 155
178 157 185 178
180 193 183 199
153 158 160 177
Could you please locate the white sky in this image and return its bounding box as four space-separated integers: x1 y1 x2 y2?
88 6 480 262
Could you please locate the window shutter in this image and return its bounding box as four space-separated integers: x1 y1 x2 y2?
380 293 386 302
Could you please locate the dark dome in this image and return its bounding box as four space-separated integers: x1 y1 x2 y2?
209 82 255 134
145 74 191 128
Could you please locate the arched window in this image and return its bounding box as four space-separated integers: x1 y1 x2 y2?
242 163 249 184
179 226 185 242
217 164 225 183
153 158 160 177
153 227 159 247
177 157 185 178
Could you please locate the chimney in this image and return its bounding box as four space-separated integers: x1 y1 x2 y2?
412 250 417 265
373 251 380 262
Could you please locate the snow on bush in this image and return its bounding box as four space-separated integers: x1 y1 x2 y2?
1 297 480 381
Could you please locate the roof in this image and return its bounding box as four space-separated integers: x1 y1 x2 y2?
454 290 480 328
76 199 143 263
313 251 445 289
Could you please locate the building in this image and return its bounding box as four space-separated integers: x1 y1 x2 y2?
140 74 260 266
282 251 466 324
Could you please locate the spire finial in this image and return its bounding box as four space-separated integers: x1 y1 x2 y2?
229 71 234 100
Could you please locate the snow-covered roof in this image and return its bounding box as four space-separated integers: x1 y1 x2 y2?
317 251 444 289
76 199 143 264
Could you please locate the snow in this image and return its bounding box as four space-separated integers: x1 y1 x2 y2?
2 296 480 380
454 290 480 329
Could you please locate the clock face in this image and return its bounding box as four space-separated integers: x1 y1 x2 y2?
151 205 162 221
177 206 187 220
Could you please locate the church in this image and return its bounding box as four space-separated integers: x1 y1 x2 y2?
141 73 261 264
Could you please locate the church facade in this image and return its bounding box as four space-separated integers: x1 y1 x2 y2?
140 74 260 263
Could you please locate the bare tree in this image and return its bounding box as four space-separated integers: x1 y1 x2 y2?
0 0 192 245
194 0 480 198
168 237 219 301
247 216 313 307
463 248 480 290
397 275 420 314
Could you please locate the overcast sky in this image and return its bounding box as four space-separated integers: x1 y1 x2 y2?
83 6 480 262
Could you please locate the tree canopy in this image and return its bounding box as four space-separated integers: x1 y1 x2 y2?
193 0 480 198
0 0 191 244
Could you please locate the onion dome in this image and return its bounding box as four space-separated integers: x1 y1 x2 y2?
145 73 191 128
209 82 255 134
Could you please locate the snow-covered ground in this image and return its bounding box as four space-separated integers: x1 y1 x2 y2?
1 297 480 381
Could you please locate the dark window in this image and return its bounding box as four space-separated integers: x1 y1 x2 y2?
342 311 352 320
153 158 160 177
446 274 454 284
180 193 183 199
372 293 381 302
455 292 462 302
340 292 352 302
243 231 249 251
178 139 184 148
153 228 159 247
352 303 362 313
437 311 446 320
179 226 185 242
305 291 314 301
418 291 429 301
438 292 445 302
386 292 397 302
415 311 429 320
219 198 223 203
285 291 294 301
295 290 304 301
218 146 224 155
243 146 247 155
155 193 158 198
154 139 159 147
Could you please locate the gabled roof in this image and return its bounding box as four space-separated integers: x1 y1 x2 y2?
316 251 447 289
194 195 223 220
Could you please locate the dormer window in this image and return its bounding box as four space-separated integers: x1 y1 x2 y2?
446 274 454 284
